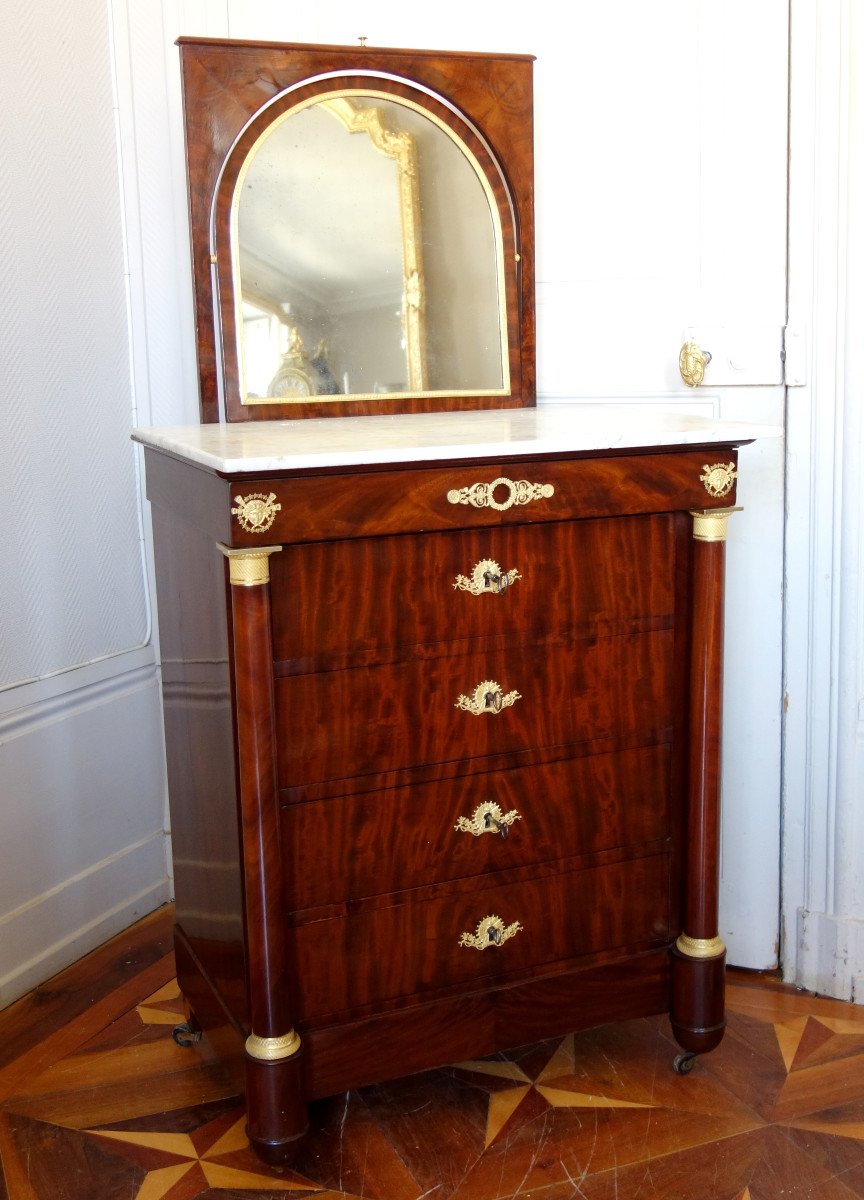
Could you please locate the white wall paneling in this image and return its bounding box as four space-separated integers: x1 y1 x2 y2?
783 0 864 998
0 0 149 684
0 0 171 1005
110 0 200 431
0 655 169 1006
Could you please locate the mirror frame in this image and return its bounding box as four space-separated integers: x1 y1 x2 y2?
178 37 536 423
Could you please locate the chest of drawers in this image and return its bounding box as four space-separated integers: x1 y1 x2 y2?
138 410 749 1163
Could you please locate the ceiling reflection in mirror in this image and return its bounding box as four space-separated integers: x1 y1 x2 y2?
231 92 508 405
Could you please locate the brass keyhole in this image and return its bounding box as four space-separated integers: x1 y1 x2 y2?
482 569 511 593
484 689 503 713
483 811 510 839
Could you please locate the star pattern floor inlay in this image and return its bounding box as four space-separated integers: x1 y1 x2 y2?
2 915 864 1199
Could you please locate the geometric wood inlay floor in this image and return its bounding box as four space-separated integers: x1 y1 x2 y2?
2 907 864 1198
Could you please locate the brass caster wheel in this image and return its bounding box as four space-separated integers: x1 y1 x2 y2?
172 1020 202 1048
673 1051 697 1075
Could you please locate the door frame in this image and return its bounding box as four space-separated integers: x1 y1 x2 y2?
782 0 864 998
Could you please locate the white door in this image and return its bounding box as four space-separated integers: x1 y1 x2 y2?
142 0 789 968
529 1 789 970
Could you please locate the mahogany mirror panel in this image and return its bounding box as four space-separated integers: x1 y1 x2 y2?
178 38 536 422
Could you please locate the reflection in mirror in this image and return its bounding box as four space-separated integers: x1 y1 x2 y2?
232 92 508 405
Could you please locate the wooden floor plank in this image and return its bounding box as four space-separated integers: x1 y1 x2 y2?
0 905 174 1073
6 1063 236 1130
0 1113 38 1200
0 955 175 1105
8 1033 219 1101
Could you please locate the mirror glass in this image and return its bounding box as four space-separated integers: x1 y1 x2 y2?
231 92 508 405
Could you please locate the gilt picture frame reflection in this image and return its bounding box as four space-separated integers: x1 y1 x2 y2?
230 90 509 405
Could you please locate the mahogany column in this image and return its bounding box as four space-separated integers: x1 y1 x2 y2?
670 507 737 1057
220 545 308 1163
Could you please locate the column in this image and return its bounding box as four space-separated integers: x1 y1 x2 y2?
670 508 737 1058
220 545 308 1162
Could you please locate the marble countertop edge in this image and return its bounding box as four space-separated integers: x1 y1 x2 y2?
132 405 783 474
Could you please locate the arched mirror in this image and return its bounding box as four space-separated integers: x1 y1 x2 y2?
233 93 507 404
179 39 535 421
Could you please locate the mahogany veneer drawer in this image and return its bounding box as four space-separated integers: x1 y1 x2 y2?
227 449 733 545
289 852 672 1021
276 630 674 787
283 744 672 911
271 514 675 669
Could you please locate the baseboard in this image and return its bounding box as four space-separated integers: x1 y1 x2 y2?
0 832 171 1008
796 909 864 1003
0 647 171 1010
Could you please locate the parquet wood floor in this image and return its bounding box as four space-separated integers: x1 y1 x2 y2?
2 906 864 1199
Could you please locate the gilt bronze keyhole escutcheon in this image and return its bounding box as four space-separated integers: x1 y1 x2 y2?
453 558 522 595
455 800 522 837
455 680 521 716
458 914 523 950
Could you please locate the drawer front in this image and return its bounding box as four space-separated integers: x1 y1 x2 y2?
271 514 675 669
227 448 738 545
283 745 671 911
275 630 674 788
290 853 672 1020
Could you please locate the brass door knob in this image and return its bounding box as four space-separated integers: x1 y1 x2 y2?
679 340 712 387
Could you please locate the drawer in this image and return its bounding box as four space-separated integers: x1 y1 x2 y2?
289 852 672 1020
270 514 675 670
283 744 671 911
227 448 738 545
275 630 674 787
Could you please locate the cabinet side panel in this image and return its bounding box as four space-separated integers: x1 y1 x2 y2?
150 504 248 1025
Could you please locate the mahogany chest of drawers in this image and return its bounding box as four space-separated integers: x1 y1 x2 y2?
139 413 744 1163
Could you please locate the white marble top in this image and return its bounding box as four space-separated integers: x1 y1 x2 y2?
132 404 782 474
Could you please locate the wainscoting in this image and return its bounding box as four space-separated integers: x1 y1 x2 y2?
2 906 864 1199
0 652 170 1009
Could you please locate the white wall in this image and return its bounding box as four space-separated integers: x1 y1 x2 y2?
1 0 860 1003
0 0 171 1006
